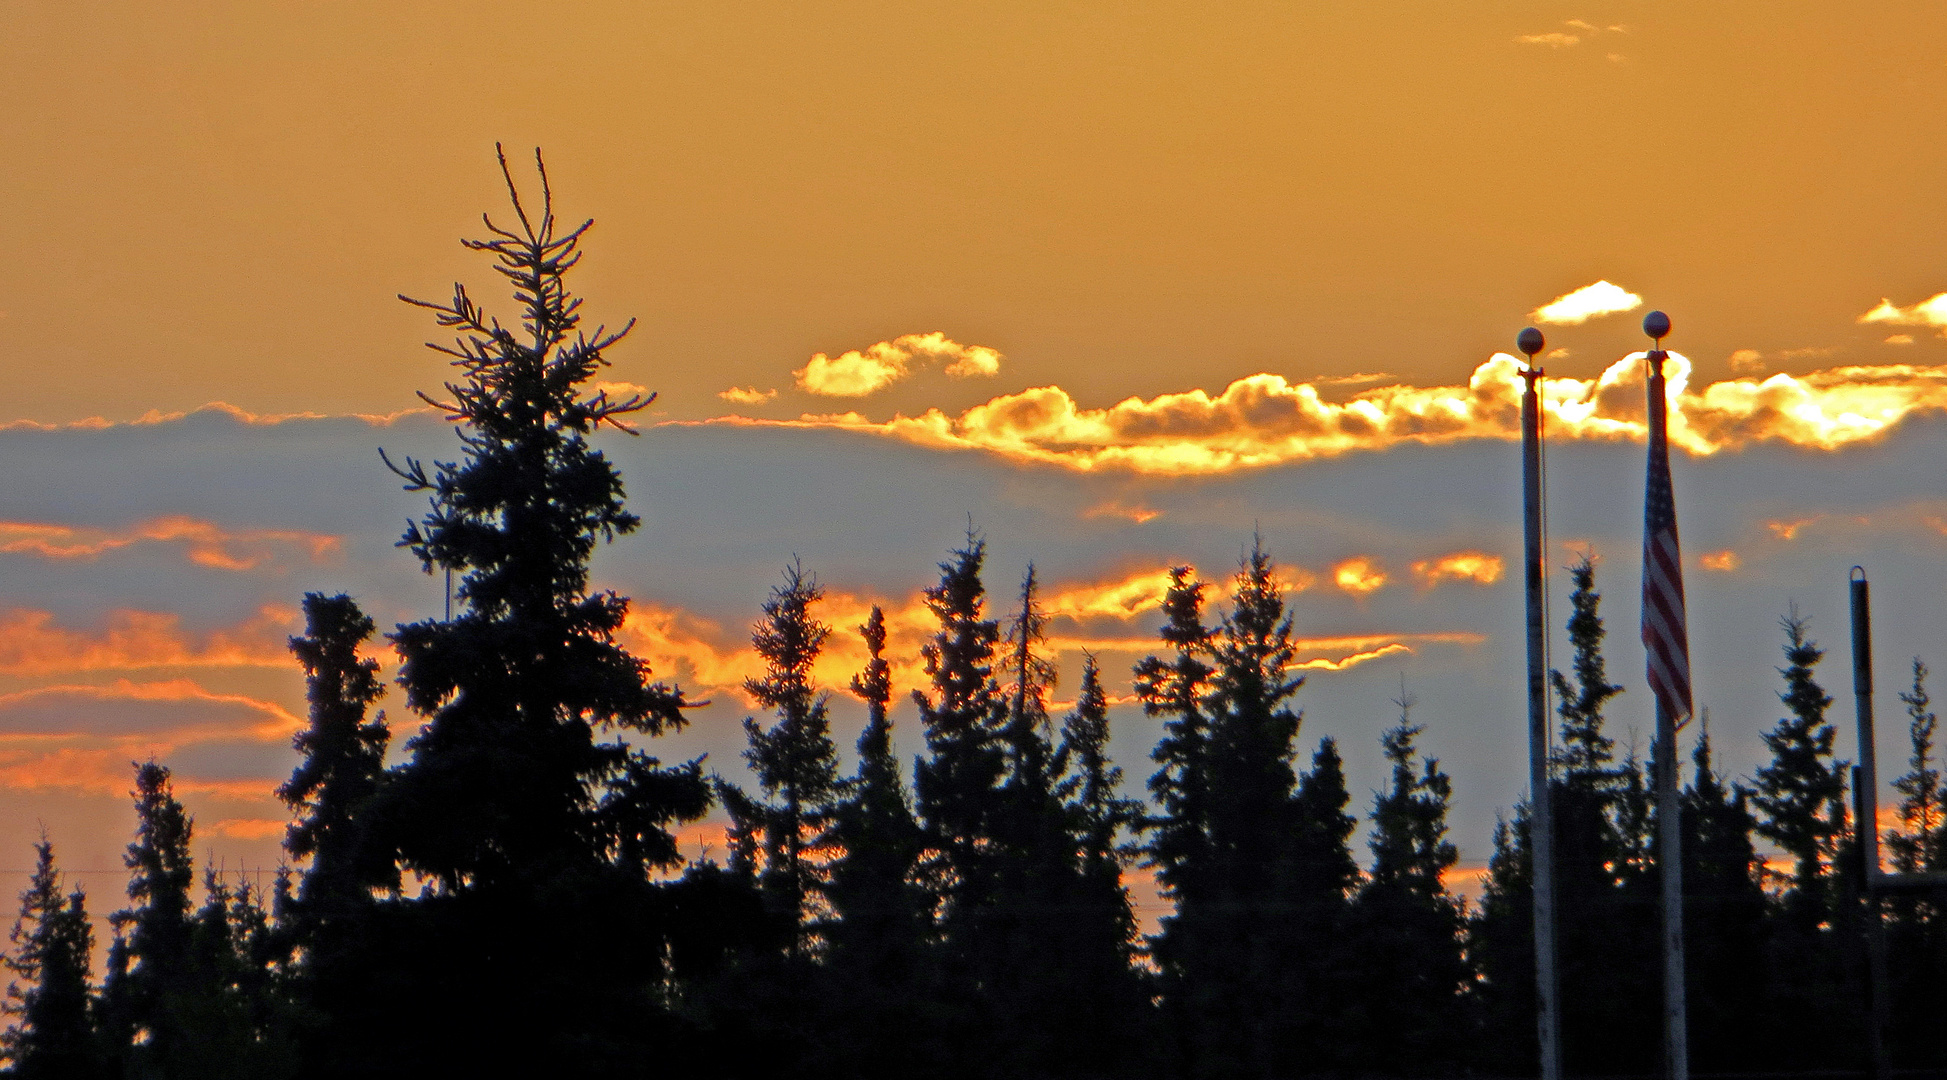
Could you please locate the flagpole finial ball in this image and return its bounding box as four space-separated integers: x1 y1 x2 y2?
1643 310 1672 341
1516 327 1546 357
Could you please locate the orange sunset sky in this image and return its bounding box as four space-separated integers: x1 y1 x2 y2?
4 1 1947 915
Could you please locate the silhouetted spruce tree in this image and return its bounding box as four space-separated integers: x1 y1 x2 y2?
280 593 392 917
1753 607 1848 921
1544 557 1656 1073
1050 653 1152 1077
1884 659 1947 1069
1468 805 1539 1076
1345 687 1468 1075
1284 736 1360 1069
1888 659 1944 873
910 528 1009 1069
985 564 1079 1077
1137 566 1216 928
818 605 937 1076
1751 607 1856 1066
1680 718 1769 1073
372 146 707 1072
107 762 195 1076
168 866 293 1078
276 593 391 1074
740 560 842 944
1058 652 1146 1018
2 838 101 1079
1147 538 1315 1078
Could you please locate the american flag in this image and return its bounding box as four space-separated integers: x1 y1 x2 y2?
1641 351 1694 724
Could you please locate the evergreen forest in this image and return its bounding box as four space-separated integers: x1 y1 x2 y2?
5 152 1944 1079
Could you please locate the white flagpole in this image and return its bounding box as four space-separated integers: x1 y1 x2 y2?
1517 327 1563 1080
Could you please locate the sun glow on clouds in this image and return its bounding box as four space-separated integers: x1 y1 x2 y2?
793 332 1003 397
0 517 340 571
1698 550 1741 572
619 566 1476 705
1533 281 1643 324
0 678 300 797
1860 294 1947 333
0 606 296 675
1333 557 1388 595
718 386 778 405
1411 552 1504 588
712 354 1947 476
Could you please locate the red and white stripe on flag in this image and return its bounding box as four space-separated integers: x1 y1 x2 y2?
1642 352 1694 723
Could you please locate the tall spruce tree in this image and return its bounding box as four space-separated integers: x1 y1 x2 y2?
1752 607 1848 915
1884 659 1947 1070
1138 565 1216 929
1347 687 1468 1075
984 565 1093 1077
372 145 708 1070
1751 607 1856 1067
280 593 392 914
1055 655 1151 1074
1888 659 1944 873
2 838 100 1079
276 592 391 1075
739 560 842 942
911 536 1007 935
1468 805 1539 1076
1144 538 1316 1078
106 762 197 1077
1680 719 1769 1073
1544 557 1656 1073
819 605 936 1075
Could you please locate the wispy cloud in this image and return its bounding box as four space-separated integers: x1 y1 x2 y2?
0 678 300 796
0 401 430 432
0 516 340 571
1516 20 1625 48
718 386 779 405
1698 550 1741 572
1333 557 1388 595
1765 516 1821 541
707 354 1947 475
1533 280 1643 325
0 606 296 676
793 332 1003 397
1411 552 1504 588
616 570 1473 704
1082 501 1164 525
1860 294 1947 333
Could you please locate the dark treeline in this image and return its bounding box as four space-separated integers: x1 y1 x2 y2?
5 154 1945 1078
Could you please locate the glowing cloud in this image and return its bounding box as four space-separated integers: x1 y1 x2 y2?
0 605 296 675
1516 32 1580 47
1698 550 1741 572
1766 516 1820 541
0 678 301 796
1860 294 1947 332
1728 349 1766 373
706 353 1947 475
1333 557 1388 595
1411 552 1505 588
1083 501 1163 525
1042 569 1180 621
793 332 1003 397
1533 281 1643 325
718 386 779 405
0 516 340 571
1 401 431 432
